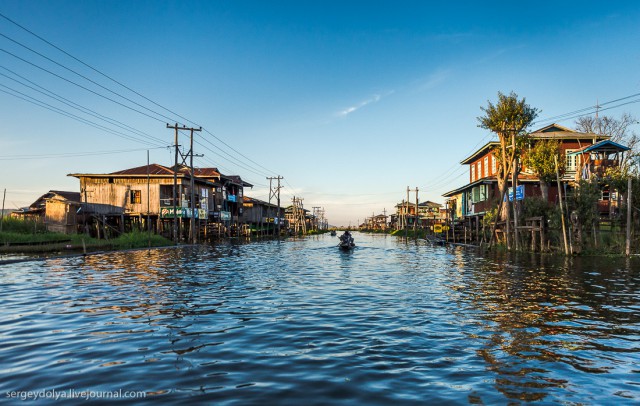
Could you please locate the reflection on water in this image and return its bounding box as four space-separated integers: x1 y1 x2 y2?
1 234 639 404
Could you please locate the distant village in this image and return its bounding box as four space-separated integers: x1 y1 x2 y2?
7 123 633 251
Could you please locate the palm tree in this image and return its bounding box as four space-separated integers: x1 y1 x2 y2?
478 91 539 249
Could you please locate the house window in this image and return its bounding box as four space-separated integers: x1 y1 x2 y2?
480 184 487 201
472 187 480 202
130 190 141 204
566 150 580 172
483 157 489 177
491 154 497 174
477 162 481 179
471 165 476 181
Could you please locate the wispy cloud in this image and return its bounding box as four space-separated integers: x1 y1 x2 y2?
474 45 526 65
415 68 452 92
337 93 387 117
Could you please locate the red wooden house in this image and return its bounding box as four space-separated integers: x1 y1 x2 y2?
442 123 628 222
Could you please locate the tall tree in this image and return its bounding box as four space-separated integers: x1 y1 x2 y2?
576 113 639 219
478 91 539 249
575 113 639 173
523 139 564 202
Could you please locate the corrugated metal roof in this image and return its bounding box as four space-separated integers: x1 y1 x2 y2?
567 139 630 155
194 168 221 178
110 164 174 175
49 191 81 202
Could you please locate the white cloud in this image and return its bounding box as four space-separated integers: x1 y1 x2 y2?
337 93 384 117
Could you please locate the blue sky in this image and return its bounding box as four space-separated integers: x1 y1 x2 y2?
1 1 639 226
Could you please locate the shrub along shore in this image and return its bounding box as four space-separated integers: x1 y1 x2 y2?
0 217 172 257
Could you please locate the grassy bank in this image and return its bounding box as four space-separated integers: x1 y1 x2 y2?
0 218 172 254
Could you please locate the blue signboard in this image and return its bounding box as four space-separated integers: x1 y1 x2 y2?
507 185 525 201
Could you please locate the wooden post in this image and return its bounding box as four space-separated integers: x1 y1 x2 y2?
554 155 569 255
530 218 535 252
414 187 418 235
626 177 632 256
405 187 409 238
0 188 5 233
512 133 519 251
475 216 479 243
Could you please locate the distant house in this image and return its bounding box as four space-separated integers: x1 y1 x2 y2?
284 205 310 233
242 196 283 234
68 163 252 239
442 123 629 221
11 190 81 234
390 200 444 229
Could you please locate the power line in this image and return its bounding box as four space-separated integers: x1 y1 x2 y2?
0 48 167 123
0 66 166 145
0 12 194 125
1 17 279 176
534 92 640 125
1 13 281 185
0 31 178 124
0 84 165 146
0 146 167 160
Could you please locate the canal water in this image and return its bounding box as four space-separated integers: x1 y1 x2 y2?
1 233 639 404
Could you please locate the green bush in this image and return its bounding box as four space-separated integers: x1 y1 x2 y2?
112 230 172 249
0 217 47 234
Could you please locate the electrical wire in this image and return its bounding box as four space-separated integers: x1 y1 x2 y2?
0 84 165 146
1 14 281 186
0 31 177 123
0 12 195 125
0 146 167 160
0 67 166 145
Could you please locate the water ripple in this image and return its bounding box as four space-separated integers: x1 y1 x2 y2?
1 234 639 404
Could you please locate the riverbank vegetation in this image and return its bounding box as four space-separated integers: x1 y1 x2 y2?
0 217 172 254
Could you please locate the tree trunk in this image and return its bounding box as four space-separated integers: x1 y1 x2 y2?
540 181 549 202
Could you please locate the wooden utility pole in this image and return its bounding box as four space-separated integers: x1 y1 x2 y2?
313 206 321 231
626 176 632 256
405 187 409 238
168 123 180 243
166 123 201 244
147 150 151 249
554 155 569 255
414 187 419 233
512 132 519 251
382 208 387 230
267 176 283 236
0 188 5 233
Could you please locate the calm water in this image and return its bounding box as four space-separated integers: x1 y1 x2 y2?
1 233 639 404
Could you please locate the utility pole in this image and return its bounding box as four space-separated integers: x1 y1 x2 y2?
0 188 5 233
313 206 321 231
267 176 283 236
414 187 419 233
168 123 180 243
405 187 409 238
166 123 202 244
512 131 519 251
627 176 632 256
382 208 387 231
147 150 151 249
554 155 569 255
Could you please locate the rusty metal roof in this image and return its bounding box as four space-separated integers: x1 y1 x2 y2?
193 168 221 178
110 164 175 175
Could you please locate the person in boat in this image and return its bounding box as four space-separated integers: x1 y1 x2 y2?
339 230 354 246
